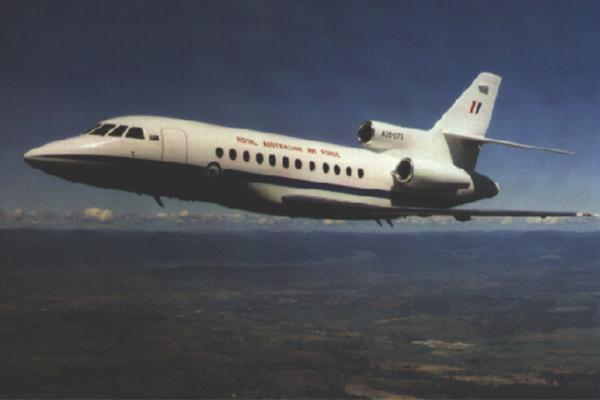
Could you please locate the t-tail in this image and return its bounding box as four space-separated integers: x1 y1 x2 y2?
432 72 576 172
431 73 501 171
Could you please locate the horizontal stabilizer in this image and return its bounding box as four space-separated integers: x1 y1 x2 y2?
444 132 577 155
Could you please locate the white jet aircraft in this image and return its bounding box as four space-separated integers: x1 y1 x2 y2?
24 73 596 225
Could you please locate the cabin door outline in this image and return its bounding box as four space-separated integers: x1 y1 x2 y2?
161 128 188 164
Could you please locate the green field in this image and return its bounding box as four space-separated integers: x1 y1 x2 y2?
1 230 599 398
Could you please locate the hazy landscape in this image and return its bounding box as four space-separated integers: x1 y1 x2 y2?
1 229 599 398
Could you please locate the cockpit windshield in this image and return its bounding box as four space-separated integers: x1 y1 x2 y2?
126 127 144 139
108 125 128 137
83 124 101 134
88 124 116 136
83 123 146 140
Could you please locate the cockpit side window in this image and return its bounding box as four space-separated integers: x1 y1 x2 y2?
83 123 101 135
126 127 145 140
89 124 116 136
108 125 128 137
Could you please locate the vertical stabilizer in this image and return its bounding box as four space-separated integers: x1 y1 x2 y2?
433 73 502 171
434 73 501 137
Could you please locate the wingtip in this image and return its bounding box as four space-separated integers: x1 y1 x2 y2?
560 150 579 156
577 212 600 218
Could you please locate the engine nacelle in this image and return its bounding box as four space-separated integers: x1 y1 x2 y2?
392 158 472 191
358 120 412 150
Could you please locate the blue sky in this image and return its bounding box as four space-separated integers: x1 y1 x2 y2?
2 0 600 231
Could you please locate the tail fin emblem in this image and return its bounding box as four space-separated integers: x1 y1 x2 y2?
470 101 482 114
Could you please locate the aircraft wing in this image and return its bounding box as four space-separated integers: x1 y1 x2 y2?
281 195 598 222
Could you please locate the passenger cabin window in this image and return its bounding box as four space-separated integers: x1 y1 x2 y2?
323 163 330 174
334 165 341 175
126 127 145 140
310 161 316 171
269 155 276 167
358 169 364 178
256 153 264 164
108 125 128 137
346 167 352 177
295 159 302 169
229 149 237 161
216 148 224 158
243 151 250 162
283 157 289 169
89 124 116 136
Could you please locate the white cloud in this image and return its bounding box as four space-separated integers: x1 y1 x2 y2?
226 213 245 223
7 209 24 219
431 216 455 224
526 216 559 225
83 208 115 223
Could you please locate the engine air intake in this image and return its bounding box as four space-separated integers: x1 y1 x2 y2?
396 158 413 182
392 158 472 191
358 121 374 145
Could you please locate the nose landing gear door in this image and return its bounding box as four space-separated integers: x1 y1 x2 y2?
161 128 188 164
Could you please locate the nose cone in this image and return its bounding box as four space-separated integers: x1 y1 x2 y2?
24 137 96 181
24 146 48 169
24 136 92 171
24 149 33 164
24 137 83 173
24 135 122 183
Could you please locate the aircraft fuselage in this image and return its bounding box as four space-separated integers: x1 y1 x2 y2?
24 115 498 220
27 74 589 222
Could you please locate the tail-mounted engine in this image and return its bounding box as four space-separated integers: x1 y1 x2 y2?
392 158 472 191
358 121 410 150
